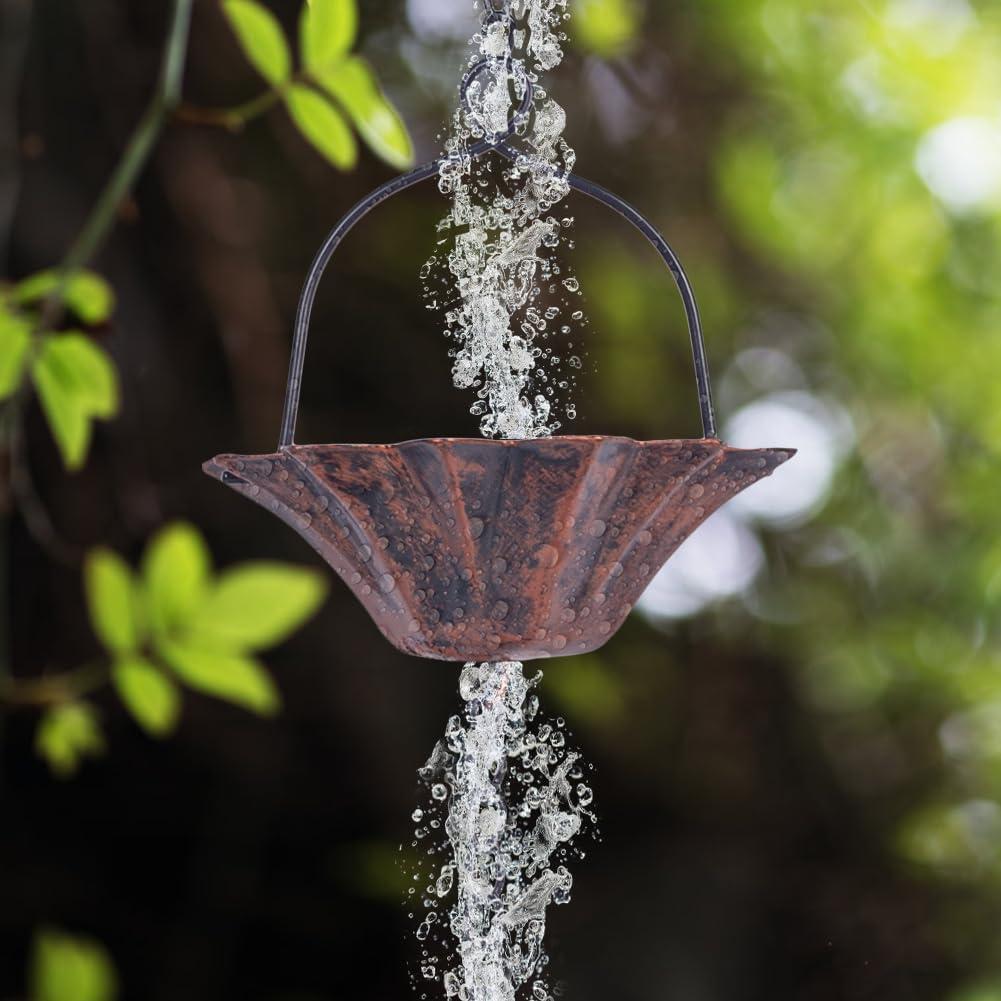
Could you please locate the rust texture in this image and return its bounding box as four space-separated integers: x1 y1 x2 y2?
204 436 793 662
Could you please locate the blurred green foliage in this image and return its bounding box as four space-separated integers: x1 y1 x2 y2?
574 0 641 57
223 0 414 170
567 1 1001 992
702 0 1001 887
29 522 328 777
30 930 117 1001
0 269 117 469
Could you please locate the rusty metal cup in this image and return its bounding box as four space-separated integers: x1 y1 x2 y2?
204 138 792 662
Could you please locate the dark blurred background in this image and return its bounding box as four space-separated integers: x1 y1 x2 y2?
3 0 1001 998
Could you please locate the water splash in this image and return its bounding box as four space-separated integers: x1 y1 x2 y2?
422 0 589 439
408 7 596 997
408 662 596 1001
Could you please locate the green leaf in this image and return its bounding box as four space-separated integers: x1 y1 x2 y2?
143 522 212 637
574 0 641 57
35 704 105 778
0 308 31 400
31 333 119 470
14 269 116 326
84 548 143 655
284 84 358 170
186 562 327 651
314 57 414 169
113 657 180 736
222 0 292 85
31 929 118 1001
299 0 358 70
162 643 280 715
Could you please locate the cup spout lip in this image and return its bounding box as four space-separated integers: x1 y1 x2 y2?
202 454 250 487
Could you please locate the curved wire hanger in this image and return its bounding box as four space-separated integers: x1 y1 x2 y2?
277 22 717 448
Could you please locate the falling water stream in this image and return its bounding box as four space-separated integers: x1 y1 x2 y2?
409 4 596 1000
421 0 587 439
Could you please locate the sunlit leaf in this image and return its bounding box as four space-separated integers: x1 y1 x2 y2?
113 657 181 737
84 548 142 655
299 0 357 70
35 704 105 778
143 522 212 637
14 269 116 326
284 84 358 170
314 57 414 169
186 562 327 651
163 643 280 715
574 0 641 57
31 928 118 1001
0 309 31 400
31 333 119 470
222 0 291 85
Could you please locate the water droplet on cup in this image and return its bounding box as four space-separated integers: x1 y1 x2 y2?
536 545 559 568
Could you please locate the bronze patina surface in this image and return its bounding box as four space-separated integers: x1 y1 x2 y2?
204 436 792 662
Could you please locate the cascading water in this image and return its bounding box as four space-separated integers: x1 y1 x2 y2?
408 663 596 1001
422 0 587 439
410 4 596 999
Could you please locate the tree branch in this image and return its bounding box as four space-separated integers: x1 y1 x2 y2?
41 0 195 327
174 88 284 132
0 661 109 709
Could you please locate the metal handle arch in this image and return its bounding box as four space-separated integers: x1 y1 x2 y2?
277 80 717 447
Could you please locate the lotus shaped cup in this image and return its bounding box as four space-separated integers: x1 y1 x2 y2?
203 436 792 662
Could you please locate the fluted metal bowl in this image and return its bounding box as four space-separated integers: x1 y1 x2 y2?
204 436 792 661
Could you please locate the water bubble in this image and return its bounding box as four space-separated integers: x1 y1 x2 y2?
379 573 396 593
536 544 560 568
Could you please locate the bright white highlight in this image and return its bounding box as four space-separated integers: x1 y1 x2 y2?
636 508 765 621
916 117 1001 214
406 0 478 40
726 392 852 529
